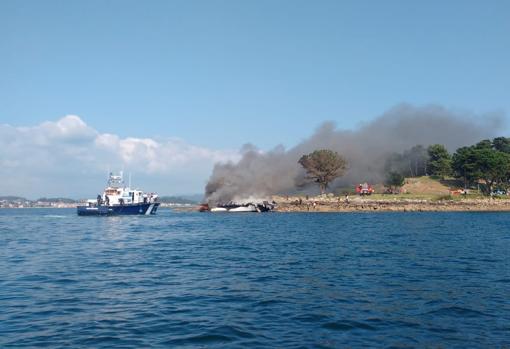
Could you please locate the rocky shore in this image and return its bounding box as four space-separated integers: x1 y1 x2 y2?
273 195 510 212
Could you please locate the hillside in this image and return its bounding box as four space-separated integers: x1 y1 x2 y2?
0 196 28 201
401 176 452 195
158 196 200 205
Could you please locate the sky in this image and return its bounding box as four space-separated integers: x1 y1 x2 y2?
1 0 509 198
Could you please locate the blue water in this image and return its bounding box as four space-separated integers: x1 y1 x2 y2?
1 209 509 348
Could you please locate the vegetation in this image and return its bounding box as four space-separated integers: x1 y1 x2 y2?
451 139 510 194
0 196 28 201
384 145 428 177
298 149 348 194
427 144 452 179
384 137 510 196
493 136 510 153
384 171 405 193
158 196 200 204
36 197 77 203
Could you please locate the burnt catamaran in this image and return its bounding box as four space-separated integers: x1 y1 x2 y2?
77 172 160 216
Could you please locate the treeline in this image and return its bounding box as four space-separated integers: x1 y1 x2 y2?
158 196 199 204
0 196 77 203
36 197 77 203
385 137 510 195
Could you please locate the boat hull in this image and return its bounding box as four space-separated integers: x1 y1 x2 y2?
210 204 258 212
77 203 160 216
228 206 257 212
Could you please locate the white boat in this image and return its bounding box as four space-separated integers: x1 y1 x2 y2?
77 172 160 216
228 204 257 212
210 207 228 212
209 202 272 213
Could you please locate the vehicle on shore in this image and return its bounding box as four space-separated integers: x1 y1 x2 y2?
77 172 160 216
356 183 375 195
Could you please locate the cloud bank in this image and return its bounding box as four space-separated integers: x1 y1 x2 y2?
0 115 239 198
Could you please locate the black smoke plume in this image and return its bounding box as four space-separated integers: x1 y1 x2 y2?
205 104 504 203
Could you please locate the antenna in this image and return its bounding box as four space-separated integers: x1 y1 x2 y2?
129 172 132 188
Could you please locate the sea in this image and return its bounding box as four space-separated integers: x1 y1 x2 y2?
1 208 509 348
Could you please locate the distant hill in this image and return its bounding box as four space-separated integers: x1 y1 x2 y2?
158 196 200 205
0 196 28 201
36 197 77 203
179 194 204 202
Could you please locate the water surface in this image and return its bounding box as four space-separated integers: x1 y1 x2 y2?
1 208 509 348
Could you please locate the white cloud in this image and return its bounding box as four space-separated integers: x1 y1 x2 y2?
0 115 240 198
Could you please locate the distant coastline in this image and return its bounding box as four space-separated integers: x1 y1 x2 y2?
0 195 200 209
0 197 77 209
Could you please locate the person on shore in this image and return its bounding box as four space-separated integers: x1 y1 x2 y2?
345 193 350 204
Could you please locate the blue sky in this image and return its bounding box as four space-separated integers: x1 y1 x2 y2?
1 0 509 197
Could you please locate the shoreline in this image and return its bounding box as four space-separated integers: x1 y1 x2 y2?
273 197 510 213
3 200 510 213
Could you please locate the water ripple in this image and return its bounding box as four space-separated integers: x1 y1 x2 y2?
0 208 509 348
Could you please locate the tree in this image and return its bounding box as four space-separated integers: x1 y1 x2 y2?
475 139 493 150
384 171 405 193
298 149 347 194
427 144 452 179
405 145 428 177
472 148 510 195
452 144 510 194
452 146 479 188
384 145 428 178
384 152 406 176
492 137 510 153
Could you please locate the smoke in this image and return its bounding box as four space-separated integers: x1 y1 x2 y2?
205 104 505 203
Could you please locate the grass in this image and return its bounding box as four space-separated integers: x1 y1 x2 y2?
368 193 439 200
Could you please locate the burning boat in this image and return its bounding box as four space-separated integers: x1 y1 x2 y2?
200 201 275 213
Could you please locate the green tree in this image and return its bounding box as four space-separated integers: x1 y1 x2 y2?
452 144 510 194
384 171 405 193
452 146 479 188
298 149 348 194
475 139 493 150
427 144 452 179
472 148 510 195
492 137 510 153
